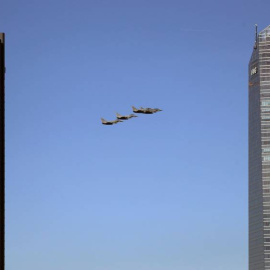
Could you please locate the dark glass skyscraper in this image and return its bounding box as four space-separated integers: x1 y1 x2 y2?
249 25 270 270
0 33 5 270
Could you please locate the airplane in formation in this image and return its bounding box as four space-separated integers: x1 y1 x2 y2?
132 106 162 114
101 118 123 125
116 113 138 120
101 106 162 125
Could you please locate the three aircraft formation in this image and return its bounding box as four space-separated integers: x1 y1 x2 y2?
101 106 162 125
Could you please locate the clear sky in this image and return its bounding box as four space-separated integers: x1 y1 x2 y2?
2 0 270 269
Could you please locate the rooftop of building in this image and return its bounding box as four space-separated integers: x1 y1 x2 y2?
259 25 270 40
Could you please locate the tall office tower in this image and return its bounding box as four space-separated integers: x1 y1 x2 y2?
249 25 270 270
0 33 5 270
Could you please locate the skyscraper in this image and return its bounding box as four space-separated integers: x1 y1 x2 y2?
0 32 5 270
249 25 270 270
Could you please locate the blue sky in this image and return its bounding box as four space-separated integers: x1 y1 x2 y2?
2 0 270 269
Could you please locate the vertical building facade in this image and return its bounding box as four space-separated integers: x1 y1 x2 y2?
0 33 5 270
249 25 270 270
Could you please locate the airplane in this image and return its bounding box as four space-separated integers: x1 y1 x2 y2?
140 107 162 113
101 118 123 125
116 112 138 120
132 106 147 113
132 106 162 114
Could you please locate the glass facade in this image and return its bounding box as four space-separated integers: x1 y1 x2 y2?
249 25 270 270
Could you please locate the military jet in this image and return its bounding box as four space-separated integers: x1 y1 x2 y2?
140 107 162 113
116 112 138 120
132 106 146 113
101 118 123 125
132 106 162 114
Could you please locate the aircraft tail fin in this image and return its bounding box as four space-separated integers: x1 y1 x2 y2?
116 113 121 117
132 106 137 111
101 118 106 123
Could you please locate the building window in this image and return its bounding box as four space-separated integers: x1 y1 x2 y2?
262 101 270 106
